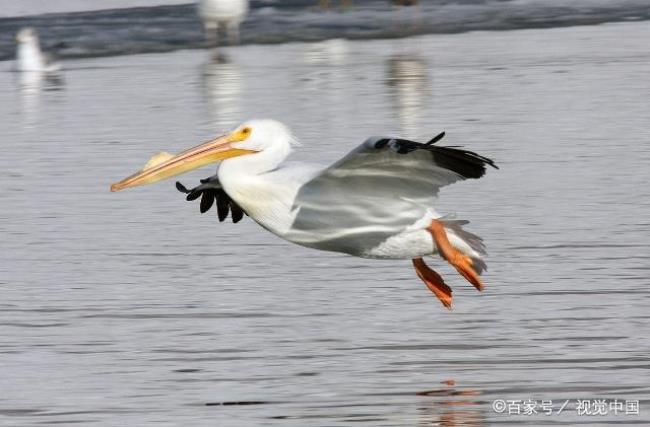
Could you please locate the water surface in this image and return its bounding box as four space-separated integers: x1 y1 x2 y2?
1 21 650 426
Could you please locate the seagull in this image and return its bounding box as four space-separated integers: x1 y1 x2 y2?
15 27 60 72
197 0 249 45
111 120 497 309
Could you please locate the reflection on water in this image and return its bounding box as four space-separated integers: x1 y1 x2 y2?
419 407 484 427
202 49 243 130
418 403 485 427
417 382 484 427
300 39 351 132
17 70 63 128
386 54 428 136
303 39 349 66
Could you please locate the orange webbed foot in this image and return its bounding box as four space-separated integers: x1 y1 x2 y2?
448 252 483 291
412 258 453 309
427 220 484 291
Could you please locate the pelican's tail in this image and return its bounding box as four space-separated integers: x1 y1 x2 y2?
441 219 487 275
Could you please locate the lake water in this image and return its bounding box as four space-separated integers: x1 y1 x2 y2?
1 21 649 426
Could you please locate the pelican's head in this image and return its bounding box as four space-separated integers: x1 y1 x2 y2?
16 27 39 45
229 119 296 152
111 119 295 192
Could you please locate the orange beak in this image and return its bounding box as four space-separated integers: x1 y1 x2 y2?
110 129 255 192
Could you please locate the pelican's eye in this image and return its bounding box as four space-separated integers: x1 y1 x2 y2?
231 126 252 143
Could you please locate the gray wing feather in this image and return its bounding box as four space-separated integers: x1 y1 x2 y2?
287 136 495 254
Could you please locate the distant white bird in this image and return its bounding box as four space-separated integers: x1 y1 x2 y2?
198 0 249 45
111 120 498 309
15 27 60 72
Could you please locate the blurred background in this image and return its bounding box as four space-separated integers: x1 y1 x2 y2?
1 1 649 426
2 0 650 61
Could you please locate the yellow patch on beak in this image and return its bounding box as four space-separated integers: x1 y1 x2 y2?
143 152 174 169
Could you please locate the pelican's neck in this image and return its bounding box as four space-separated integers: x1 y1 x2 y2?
217 141 298 235
219 139 291 178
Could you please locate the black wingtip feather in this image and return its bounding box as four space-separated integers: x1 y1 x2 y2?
231 205 244 223
176 181 189 193
426 131 445 145
430 146 497 179
391 132 497 180
186 191 201 201
178 178 247 224
200 191 214 213
216 193 230 222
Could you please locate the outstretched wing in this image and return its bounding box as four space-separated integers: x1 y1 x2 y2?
287 132 497 253
176 173 247 223
318 132 497 193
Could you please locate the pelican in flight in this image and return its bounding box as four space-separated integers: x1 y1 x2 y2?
111 120 497 309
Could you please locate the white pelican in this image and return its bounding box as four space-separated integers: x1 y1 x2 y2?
111 120 497 309
197 0 249 45
15 27 60 72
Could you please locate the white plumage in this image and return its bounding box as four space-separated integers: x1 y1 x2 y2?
15 28 60 73
112 119 497 309
197 0 249 44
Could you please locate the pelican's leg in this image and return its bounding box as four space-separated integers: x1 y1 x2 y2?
427 220 483 291
412 258 453 309
226 22 240 45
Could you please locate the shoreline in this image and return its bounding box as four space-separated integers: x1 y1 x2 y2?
1 1 649 62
